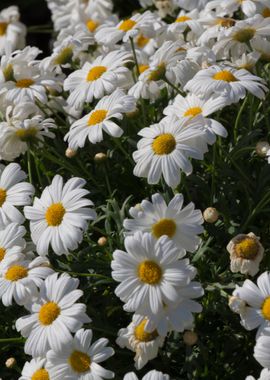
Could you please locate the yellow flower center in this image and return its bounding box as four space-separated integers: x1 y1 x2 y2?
262 297 270 320
262 7 270 17
134 320 158 342
88 109 107 126
16 127 38 142
5 265 28 281
86 19 99 32
39 302 61 325
31 369 50 380
233 28 255 43
138 260 162 285
213 70 237 82
45 203 66 226
0 188 7 207
184 106 202 118
148 63 166 81
3 64 14 81
69 351 91 373
234 237 259 260
87 66 107 81
15 79 35 88
152 133 176 155
139 64 149 74
54 46 73 65
0 247 6 262
118 19 136 32
215 18 235 28
136 34 150 48
0 22 8 36
175 16 191 23
152 218 177 238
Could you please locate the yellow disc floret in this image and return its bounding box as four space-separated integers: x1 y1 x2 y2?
15 79 35 88
262 7 270 17
152 218 177 238
69 350 91 373
152 133 176 155
86 19 99 32
0 188 7 207
235 237 259 260
138 260 162 284
215 18 235 28
213 70 237 82
262 297 270 320
0 22 8 36
87 66 107 81
148 64 166 81
0 247 6 261
5 265 28 281
45 203 66 226
118 19 136 32
184 107 202 118
39 302 61 325
54 46 73 65
136 34 150 48
139 64 149 74
175 16 191 23
233 28 255 43
134 320 158 342
16 127 38 142
88 110 107 126
31 368 50 380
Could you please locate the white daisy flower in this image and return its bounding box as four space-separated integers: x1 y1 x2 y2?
116 318 165 370
85 0 113 19
0 223 26 264
226 232 264 276
168 10 203 36
0 254 53 306
184 65 268 104
177 0 211 11
254 335 270 368
123 193 204 254
246 368 270 380
111 231 196 315
163 93 228 143
64 50 132 108
0 163 34 228
227 51 261 71
198 15 236 46
0 102 55 162
47 328 114 380
124 370 170 380
95 11 156 46
233 272 270 337
65 89 136 149
24 175 96 256
16 273 91 357
20 357 49 380
0 6 26 55
251 37 270 62
133 116 209 188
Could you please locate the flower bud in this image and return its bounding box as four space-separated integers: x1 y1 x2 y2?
183 330 198 346
5 357 16 369
94 152 107 163
65 148 77 158
229 296 246 314
98 236 107 246
203 207 219 223
256 141 270 157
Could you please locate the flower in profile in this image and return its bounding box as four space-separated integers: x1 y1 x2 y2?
47 328 114 380
20 358 49 380
227 232 264 276
0 6 26 55
124 370 169 380
123 193 203 254
24 175 96 256
16 273 91 357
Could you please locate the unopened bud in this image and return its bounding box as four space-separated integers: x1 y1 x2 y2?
229 296 246 314
94 152 107 163
126 108 139 118
203 207 219 223
5 357 16 369
98 236 107 246
183 330 198 346
65 148 77 158
256 141 270 157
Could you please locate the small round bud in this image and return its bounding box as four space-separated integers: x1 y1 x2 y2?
126 108 139 118
5 357 16 369
94 153 107 163
183 330 198 346
98 236 107 246
203 207 219 223
256 141 270 157
65 148 77 158
229 296 246 314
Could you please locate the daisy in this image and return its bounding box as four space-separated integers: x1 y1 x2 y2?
0 254 53 306
20 357 49 380
24 175 96 256
233 271 270 337
111 231 196 315
116 318 165 370
64 50 132 108
0 223 26 264
47 328 114 380
133 116 209 188
0 163 34 228
0 102 55 161
168 10 203 36
16 273 91 357
226 232 264 276
254 335 270 368
0 6 26 55
124 370 170 380
123 193 204 254
251 37 270 62
163 93 228 143
184 65 268 104
64 89 136 149
177 0 211 11
95 11 156 45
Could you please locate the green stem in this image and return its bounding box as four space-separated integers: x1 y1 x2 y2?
27 149 33 185
163 77 183 95
56 269 112 280
0 337 24 344
113 138 134 165
129 37 140 78
234 96 248 143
